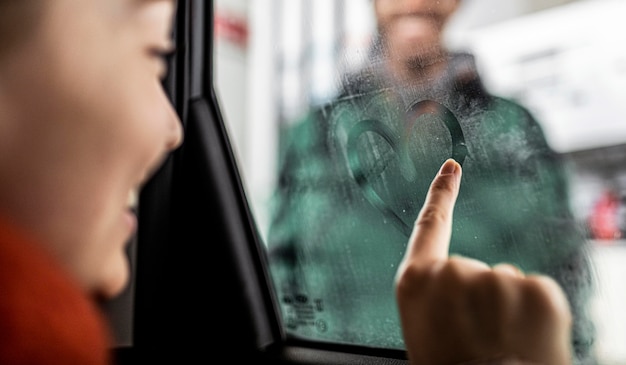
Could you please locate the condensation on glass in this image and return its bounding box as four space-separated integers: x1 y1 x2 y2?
213 1 626 364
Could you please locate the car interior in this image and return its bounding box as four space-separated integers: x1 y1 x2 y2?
103 0 626 364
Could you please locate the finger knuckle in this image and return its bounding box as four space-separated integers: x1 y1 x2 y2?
430 175 457 194
467 272 511 324
415 205 448 229
468 270 506 304
395 263 434 298
522 276 572 322
438 259 467 283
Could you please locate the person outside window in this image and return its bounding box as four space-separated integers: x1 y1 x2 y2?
266 1 595 362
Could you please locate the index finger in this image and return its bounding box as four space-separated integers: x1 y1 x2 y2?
403 158 462 265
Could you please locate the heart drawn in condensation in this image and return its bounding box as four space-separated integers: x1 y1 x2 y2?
347 100 467 237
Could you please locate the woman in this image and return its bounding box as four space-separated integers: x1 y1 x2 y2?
0 0 182 363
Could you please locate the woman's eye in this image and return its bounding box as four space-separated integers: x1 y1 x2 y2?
149 47 177 80
150 47 177 63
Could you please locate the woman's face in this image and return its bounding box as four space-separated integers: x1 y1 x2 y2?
374 0 460 67
0 0 183 298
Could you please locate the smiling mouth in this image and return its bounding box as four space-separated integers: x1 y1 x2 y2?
395 12 440 25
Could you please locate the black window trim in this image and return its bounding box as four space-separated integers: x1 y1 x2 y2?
113 1 410 363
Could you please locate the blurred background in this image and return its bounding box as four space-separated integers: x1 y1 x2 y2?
213 1 626 363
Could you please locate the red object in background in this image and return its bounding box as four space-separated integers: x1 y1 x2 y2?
214 11 249 48
588 190 622 241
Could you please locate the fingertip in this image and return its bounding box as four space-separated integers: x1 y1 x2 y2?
429 159 462 197
439 158 461 177
432 159 462 196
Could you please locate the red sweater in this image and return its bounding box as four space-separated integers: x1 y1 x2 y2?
0 215 112 365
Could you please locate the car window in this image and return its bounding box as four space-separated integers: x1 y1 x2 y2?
214 1 626 364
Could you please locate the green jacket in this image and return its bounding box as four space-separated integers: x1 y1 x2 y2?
267 53 595 363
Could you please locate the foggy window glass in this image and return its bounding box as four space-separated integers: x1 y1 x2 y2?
213 1 626 364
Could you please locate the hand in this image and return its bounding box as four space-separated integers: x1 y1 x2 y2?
395 159 573 365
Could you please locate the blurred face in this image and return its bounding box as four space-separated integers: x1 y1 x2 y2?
0 0 183 298
374 0 460 68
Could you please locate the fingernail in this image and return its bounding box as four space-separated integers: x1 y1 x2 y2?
439 159 459 176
